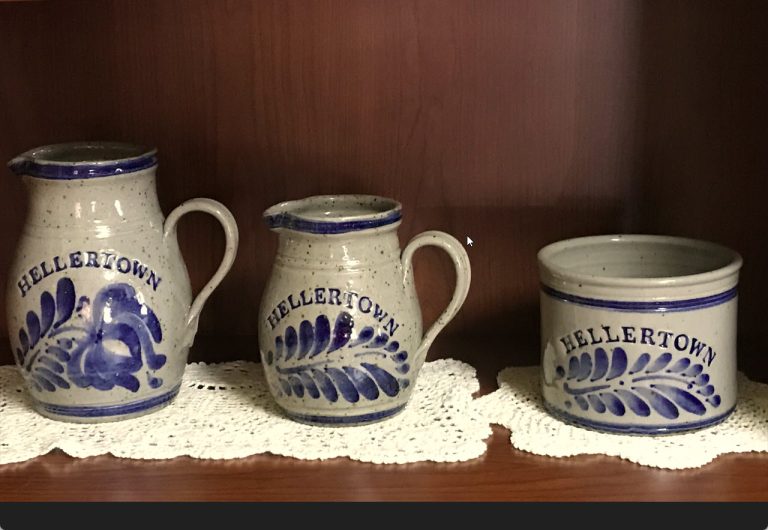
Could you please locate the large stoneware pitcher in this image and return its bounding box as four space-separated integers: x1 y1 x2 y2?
6 142 238 422
259 195 471 425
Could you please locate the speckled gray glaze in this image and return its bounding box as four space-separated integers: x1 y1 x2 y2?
538 235 742 434
259 195 471 426
6 142 239 422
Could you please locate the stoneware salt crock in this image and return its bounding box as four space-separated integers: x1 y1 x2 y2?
6 142 239 422
538 234 742 434
259 195 471 425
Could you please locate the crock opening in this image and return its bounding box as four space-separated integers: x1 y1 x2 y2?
538 235 742 286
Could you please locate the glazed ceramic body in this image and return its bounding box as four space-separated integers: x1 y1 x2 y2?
259 195 470 425
6 142 238 422
538 235 742 434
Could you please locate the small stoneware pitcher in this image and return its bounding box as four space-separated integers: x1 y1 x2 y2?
6 142 239 422
259 195 471 425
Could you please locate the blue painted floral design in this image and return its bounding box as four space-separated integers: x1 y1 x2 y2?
14 277 165 393
553 347 721 419
262 311 409 403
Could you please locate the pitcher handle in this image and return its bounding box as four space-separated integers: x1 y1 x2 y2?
401 231 471 360
164 198 239 341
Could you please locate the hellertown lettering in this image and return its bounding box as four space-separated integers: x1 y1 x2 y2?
559 325 718 367
267 287 400 337
17 251 161 297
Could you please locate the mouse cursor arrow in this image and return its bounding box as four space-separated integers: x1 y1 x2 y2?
466 236 473 247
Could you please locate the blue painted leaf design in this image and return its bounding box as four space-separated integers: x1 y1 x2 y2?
614 389 651 416
53 277 75 328
366 333 389 349
668 358 690 373
392 351 408 363
274 336 284 361
360 363 400 397
683 364 704 377
567 356 580 379
633 387 679 419
311 368 338 402
16 279 165 393
628 352 650 374
26 312 41 348
652 384 706 415
645 352 672 373
34 375 55 392
695 374 710 386
287 375 304 397
39 292 55 336
34 367 69 389
600 393 626 416
328 312 353 353
46 345 70 362
587 394 606 413
385 341 400 353
297 320 314 359
268 311 407 404
605 347 627 381
591 348 609 381
558 346 721 421
576 352 592 382
343 366 380 400
299 372 320 398
279 378 292 396
326 367 359 402
348 326 374 347
284 326 298 361
310 315 330 357
38 357 64 373
18 329 29 356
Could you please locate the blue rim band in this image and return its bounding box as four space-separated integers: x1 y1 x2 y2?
541 284 738 312
283 404 406 425
265 210 402 235
545 402 735 434
35 385 180 418
9 153 157 180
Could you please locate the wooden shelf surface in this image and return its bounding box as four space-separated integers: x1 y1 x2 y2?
1 337 766 502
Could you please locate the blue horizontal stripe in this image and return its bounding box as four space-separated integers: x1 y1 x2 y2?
283 404 405 425
541 285 737 312
36 385 179 418
265 210 402 234
544 402 735 434
10 153 157 180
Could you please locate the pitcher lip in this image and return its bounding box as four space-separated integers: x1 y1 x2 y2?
263 194 402 235
7 141 157 180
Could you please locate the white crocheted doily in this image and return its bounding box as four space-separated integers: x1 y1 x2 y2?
475 366 768 469
0 359 491 465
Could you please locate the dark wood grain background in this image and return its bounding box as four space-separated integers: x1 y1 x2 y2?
0 0 765 378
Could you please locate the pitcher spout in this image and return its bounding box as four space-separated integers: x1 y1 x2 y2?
8 155 30 176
